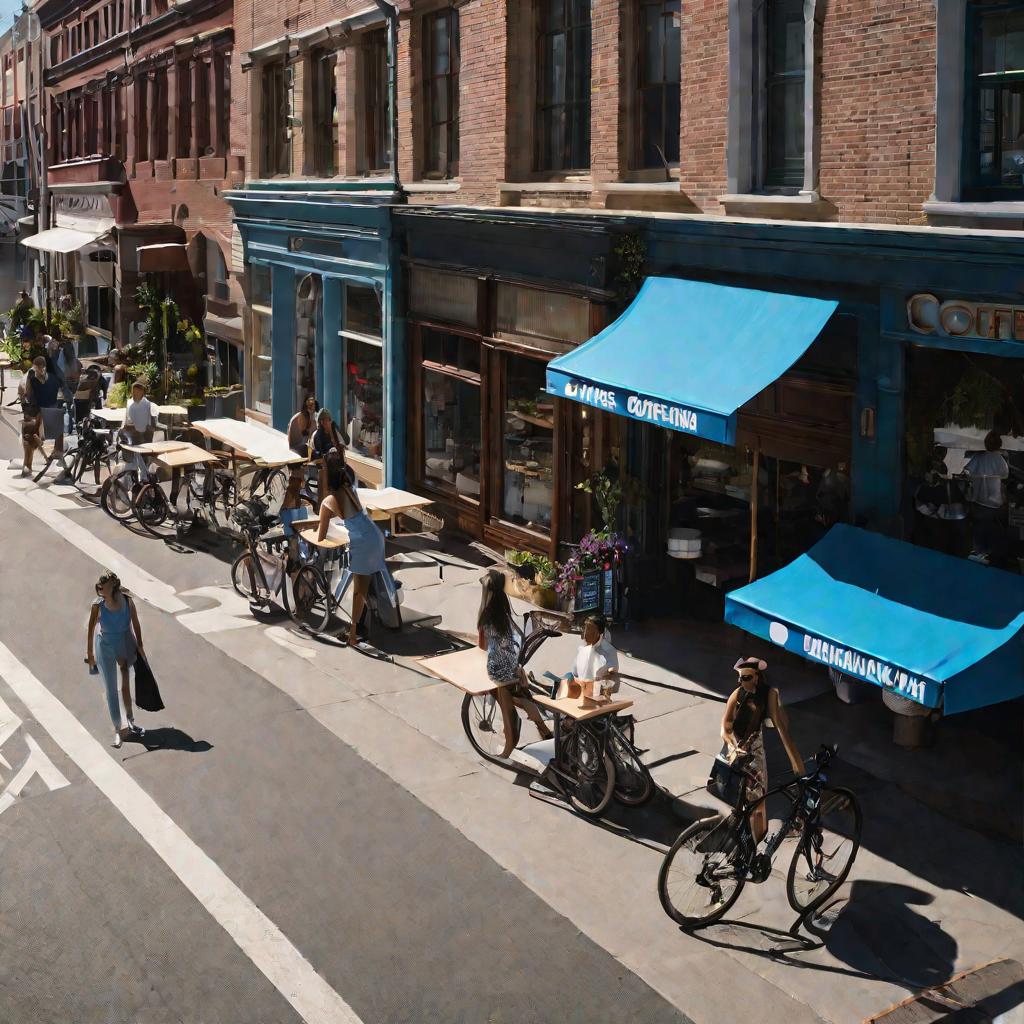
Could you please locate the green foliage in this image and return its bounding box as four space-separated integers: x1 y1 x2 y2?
107 382 129 409
575 468 623 536
505 548 534 568
530 555 559 588
945 362 1006 430
0 332 21 363
612 231 647 309
127 361 159 387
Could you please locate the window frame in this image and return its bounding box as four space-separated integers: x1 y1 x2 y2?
422 6 461 180
762 0 806 190
362 28 390 174
260 58 291 178
634 0 681 171
964 1 1024 199
534 0 592 174
310 47 339 177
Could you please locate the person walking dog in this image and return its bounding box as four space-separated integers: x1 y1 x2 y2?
86 570 147 748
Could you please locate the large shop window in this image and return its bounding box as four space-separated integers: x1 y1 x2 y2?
495 282 590 346
536 0 592 172
251 291 272 414
967 4 1024 197
86 286 114 334
503 356 555 531
408 266 478 327
636 0 681 169
343 284 385 463
421 329 482 498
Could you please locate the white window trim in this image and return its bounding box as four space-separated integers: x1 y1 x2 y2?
725 0 827 201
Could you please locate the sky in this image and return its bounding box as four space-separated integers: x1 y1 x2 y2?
0 2 22 34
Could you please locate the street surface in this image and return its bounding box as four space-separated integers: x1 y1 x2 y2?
0 403 1021 1024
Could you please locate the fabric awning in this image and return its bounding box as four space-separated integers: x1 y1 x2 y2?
137 243 190 273
724 524 1024 714
20 226 110 254
546 277 838 445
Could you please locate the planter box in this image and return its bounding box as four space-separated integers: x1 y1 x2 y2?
504 571 561 610
186 405 207 422
205 389 244 420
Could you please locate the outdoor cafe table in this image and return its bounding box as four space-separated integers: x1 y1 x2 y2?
356 486 433 533
193 418 305 467
90 405 187 429
532 693 634 722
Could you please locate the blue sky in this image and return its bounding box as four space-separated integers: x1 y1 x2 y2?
0 2 22 33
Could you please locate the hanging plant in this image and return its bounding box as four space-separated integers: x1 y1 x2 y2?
945 361 1006 430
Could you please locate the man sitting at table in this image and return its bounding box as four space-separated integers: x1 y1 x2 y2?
122 380 155 475
551 614 620 700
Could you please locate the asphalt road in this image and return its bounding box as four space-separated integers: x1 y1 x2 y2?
0 419 690 1022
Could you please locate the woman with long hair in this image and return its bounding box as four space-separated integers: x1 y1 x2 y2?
316 450 385 646
476 569 551 758
86 570 147 748
287 393 318 458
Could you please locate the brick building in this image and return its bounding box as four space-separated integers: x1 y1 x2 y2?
27 0 242 375
228 0 1024 589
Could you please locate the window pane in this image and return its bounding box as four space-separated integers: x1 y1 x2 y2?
644 5 665 83
664 86 680 162
422 328 480 376
502 357 554 532
432 13 450 75
1006 13 1024 71
431 80 449 124
495 283 590 343
252 312 272 411
1000 82 1024 184
345 284 382 338
345 337 385 461
409 267 478 326
978 85 998 182
641 88 664 168
544 0 566 33
769 0 804 73
423 369 481 496
250 263 271 307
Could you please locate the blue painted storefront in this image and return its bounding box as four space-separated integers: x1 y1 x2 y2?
225 182 406 487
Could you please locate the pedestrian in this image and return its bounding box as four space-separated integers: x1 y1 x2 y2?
287 393 318 458
963 430 1009 562
720 657 804 843
475 569 551 757
311 408 348 460
19 355 61 478
316 449 386 647
85 570 147 748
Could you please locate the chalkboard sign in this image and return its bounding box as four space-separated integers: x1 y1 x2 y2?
602 567 615 617
576 572 601 612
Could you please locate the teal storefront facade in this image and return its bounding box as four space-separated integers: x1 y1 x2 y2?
225 182 405 488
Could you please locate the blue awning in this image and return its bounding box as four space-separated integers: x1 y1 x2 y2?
725 524 1024 714
546 277 838 445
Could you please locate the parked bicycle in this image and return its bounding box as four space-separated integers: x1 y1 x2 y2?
657 744 861 929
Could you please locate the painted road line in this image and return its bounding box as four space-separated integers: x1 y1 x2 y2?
0 463 187 614
0 642 363 1024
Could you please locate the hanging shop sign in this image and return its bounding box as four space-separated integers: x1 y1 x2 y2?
907 293 1024 344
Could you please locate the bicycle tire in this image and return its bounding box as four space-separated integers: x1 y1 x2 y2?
263 468 288 510
786 786 861 914
566 728 616 817
133 482 171 535
101 470 135 520
461 691 521 764
288 565 332 635
609 726 655 806
230 551 270 606
658 815 746 929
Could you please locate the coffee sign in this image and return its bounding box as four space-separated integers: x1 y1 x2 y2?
907 293 1024 343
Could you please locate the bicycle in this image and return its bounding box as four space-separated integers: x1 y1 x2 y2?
657 744 861 929
65 415 116 499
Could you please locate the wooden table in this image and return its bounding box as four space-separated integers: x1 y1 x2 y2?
294 521 349 551
154 443 222 470
193 418 305 468
356 486 434 532
120 440 191 456
533 693 634 722
91 405 186 427
419 646 505 695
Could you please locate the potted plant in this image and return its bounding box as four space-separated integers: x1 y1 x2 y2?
530 555 561 610
184 396 207 422
205 385 244 420
505 548 536 580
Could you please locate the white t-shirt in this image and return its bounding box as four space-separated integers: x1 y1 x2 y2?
124 396 154 434
573 637 619 692
965 450 1009 509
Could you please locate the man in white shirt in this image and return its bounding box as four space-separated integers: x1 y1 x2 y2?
964 431 1009 560
123 380 155 472
570 614 620 696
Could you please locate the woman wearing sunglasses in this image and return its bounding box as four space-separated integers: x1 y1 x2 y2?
721 657 804 842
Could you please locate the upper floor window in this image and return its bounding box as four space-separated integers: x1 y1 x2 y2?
764 0 804 188
967 4 1024 196
636 0 680 169
535 0 591 172
260 59 291 177
310 48 338 176
423 7 460 178
362 29 390 173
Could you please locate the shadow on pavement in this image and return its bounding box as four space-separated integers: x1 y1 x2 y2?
127 727 214 755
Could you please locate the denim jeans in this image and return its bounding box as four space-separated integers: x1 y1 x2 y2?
279 506 309 559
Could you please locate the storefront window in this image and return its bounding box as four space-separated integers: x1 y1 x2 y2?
345 336 385 462
423 367 481 497
502 356 554 531
495 282 590 345
345 283 382 338
295 273 320 407
250 263 271 306
251 311 272 413
409 267 478 327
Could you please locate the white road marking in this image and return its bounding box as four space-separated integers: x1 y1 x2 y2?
0 642 363 1024
0 735 71 815
0 463 187 614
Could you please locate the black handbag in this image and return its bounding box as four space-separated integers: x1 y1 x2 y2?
707 749 744 806
134 655 165 712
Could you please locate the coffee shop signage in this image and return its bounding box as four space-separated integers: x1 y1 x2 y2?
907 293 1024 344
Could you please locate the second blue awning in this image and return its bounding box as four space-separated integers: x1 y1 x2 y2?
546 277 838 445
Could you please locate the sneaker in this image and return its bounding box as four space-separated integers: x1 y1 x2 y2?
111 732 122 749
19 466 28 478
129 721 145 738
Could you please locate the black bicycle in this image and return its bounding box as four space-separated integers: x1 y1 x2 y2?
658 745 861 929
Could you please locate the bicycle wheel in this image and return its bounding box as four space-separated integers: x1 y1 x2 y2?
263 468 288 510
566 727 615 817
288 565 332 634
786 786 861 914
132 482 171 535
610 725 655 806
101 470 135 520
230 551 270 606
461 691 521 763
658 815 746 928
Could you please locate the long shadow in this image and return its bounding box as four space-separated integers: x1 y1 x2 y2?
689 880 959 994
123 726 213 756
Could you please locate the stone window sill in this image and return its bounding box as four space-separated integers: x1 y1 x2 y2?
924 199 1024 218
498 180 593 193
602 181 681 193
719 191 829 214
405 181 462 194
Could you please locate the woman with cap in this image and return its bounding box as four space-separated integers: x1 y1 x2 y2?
316 449 385 647
85 570 147 748
720 657 804 842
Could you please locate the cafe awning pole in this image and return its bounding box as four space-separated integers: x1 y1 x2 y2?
749 439 760 583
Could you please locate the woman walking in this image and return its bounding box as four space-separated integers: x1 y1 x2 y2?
720 657 803 842
86 570 147 748
316 450 385 647
476 569 551 758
